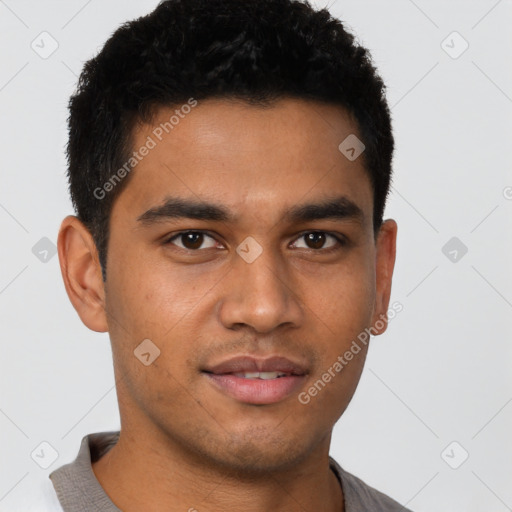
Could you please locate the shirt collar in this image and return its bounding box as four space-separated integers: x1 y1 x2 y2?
50 431 347 512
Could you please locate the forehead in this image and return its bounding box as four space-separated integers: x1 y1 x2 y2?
116 98 373 226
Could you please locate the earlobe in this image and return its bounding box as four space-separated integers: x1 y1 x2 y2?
57 215 108 333
371 219 397 335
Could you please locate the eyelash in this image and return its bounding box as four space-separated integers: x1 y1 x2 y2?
163 230 347 254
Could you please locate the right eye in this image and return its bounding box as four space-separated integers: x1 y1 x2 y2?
164 231 221 251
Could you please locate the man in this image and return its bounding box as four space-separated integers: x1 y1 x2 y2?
37 0 409 510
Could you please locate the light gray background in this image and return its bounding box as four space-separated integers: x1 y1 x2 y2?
1 1 511 510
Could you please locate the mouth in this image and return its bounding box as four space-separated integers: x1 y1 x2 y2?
202 372 307 405
201 356 308 405
230 371 291 379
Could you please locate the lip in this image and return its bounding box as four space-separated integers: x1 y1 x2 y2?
201 355 309 405
204 373 307 405
202 355 308 375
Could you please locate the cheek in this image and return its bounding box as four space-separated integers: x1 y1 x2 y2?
305 260 376 337
106 245 193 335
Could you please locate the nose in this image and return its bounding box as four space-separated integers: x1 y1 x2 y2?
217 246 304 334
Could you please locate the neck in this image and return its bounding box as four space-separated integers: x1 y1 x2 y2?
92 428 344 512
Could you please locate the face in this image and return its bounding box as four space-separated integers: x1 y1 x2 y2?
59 97 396 474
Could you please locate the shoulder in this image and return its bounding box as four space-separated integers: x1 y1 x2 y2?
329 457 414 512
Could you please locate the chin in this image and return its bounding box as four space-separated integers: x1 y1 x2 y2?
203 427 317 476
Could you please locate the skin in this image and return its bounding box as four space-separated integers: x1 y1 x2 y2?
57 97 397 512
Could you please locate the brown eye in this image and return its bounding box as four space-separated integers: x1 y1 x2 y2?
167 231 217 250
305 232 326 249
291 232 344 251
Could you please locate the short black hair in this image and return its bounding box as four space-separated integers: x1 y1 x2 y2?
66 0 394 281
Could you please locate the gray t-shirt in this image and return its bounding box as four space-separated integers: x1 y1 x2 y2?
48 431 413 511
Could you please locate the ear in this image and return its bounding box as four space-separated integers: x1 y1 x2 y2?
57 215 108 332
370 219 397 335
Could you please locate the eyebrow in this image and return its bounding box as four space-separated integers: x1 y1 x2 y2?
136 195 364 226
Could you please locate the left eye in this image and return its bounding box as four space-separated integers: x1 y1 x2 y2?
291 232 343 251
